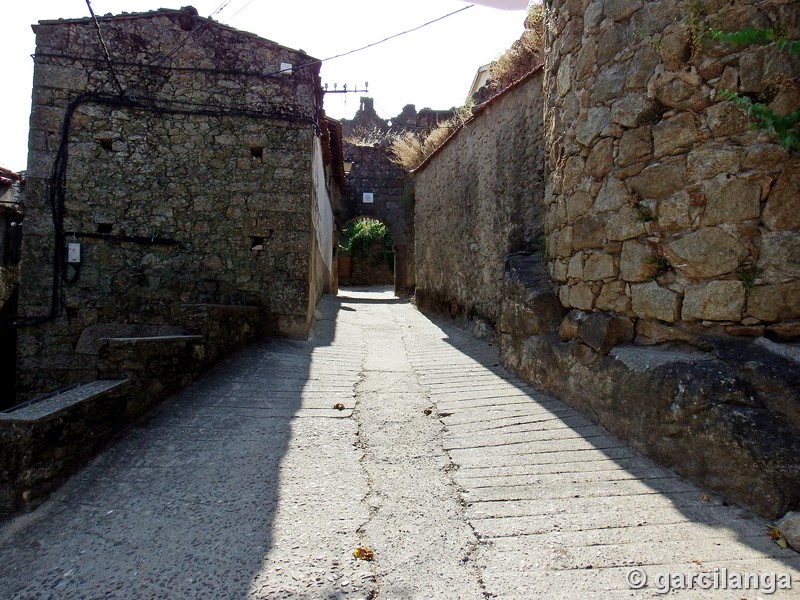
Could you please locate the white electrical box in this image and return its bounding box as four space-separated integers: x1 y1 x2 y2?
280 62 293 75
362 192 374 204
67 242 81 263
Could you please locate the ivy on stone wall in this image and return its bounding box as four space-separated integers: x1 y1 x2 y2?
713 27 800 153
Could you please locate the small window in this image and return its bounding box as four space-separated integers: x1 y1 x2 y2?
97 223 113 234
250 147 264 160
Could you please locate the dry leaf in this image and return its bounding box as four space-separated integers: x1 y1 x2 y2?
692 559 703 565
353 546 375 561
333 403 346 411
769 526 789 548
423 407 433 415
700 493 710 502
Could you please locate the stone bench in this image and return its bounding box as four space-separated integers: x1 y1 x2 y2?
0 379 131 514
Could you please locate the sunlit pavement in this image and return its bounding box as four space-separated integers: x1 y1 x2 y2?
1 287 799 599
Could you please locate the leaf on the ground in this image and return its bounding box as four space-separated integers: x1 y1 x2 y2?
353 546 375 561
768 525 789 548
423 407 433 415
700 493 710 502
692 559 703 565
334 403 346 411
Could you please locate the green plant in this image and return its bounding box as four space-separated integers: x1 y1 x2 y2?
737 267 759 292
646 255 670 280
709 26 800 153
683 0 712 56
338 218 394 268
636 204 655 222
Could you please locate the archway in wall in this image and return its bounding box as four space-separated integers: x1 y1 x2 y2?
337 217 395 290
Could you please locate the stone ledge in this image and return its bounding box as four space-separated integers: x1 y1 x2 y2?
0 379 129 422
0 379 132 515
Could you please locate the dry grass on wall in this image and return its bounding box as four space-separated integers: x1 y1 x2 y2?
389 3 544 172
389 107 472 171
491 2 545 91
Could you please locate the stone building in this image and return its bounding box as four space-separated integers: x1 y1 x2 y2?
15 7 343 401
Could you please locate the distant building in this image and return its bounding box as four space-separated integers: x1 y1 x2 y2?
16 7 343 400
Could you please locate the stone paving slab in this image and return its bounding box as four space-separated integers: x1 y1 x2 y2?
1 288 799 599
404 311 800 599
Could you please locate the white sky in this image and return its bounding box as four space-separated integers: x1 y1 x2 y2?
0 0 530 172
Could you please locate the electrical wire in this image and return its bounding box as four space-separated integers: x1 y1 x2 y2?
84 0 125 96
288 4 476 73
225 0 257 22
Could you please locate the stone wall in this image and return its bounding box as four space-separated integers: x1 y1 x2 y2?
340 141 415 293
16 8 337 400
414 69 546 322
544 0 800 338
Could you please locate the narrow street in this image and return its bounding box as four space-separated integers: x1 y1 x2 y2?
1 288 798 599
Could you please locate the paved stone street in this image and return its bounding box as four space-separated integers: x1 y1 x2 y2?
1 288 799 599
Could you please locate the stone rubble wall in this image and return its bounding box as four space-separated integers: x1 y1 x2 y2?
544 0 800 337
340 142 415 293
414 69 546 322
17 10 330 399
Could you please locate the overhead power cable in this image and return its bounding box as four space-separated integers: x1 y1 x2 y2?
315 4 475 66
84 0 125 96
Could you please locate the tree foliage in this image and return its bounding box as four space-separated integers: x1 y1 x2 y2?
338 218 394 268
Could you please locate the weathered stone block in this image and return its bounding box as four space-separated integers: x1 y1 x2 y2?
576 108 611 147
610 204 649 243
627 160 685 199
653 112 699 158
704 101 749 137
594 177 629 213
572 215 605 250
579 311 635 354
620 239 658 281
559 308 587 340
702 176 761 226
583 251 616 281
565 190 593 221
682 280 745 321
665 227 747 279
762 164 800 231
604 0 642 21
567 252 584 279
591 63 627 103
631 281 680 322
611 93 657 128
570 283 596 310
746 282 800 322
596 281 632 313
585 137 613 178
554 225 574 258
618 125 652 167
657 191 691 232
758 231 800 283
687 146 741 181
